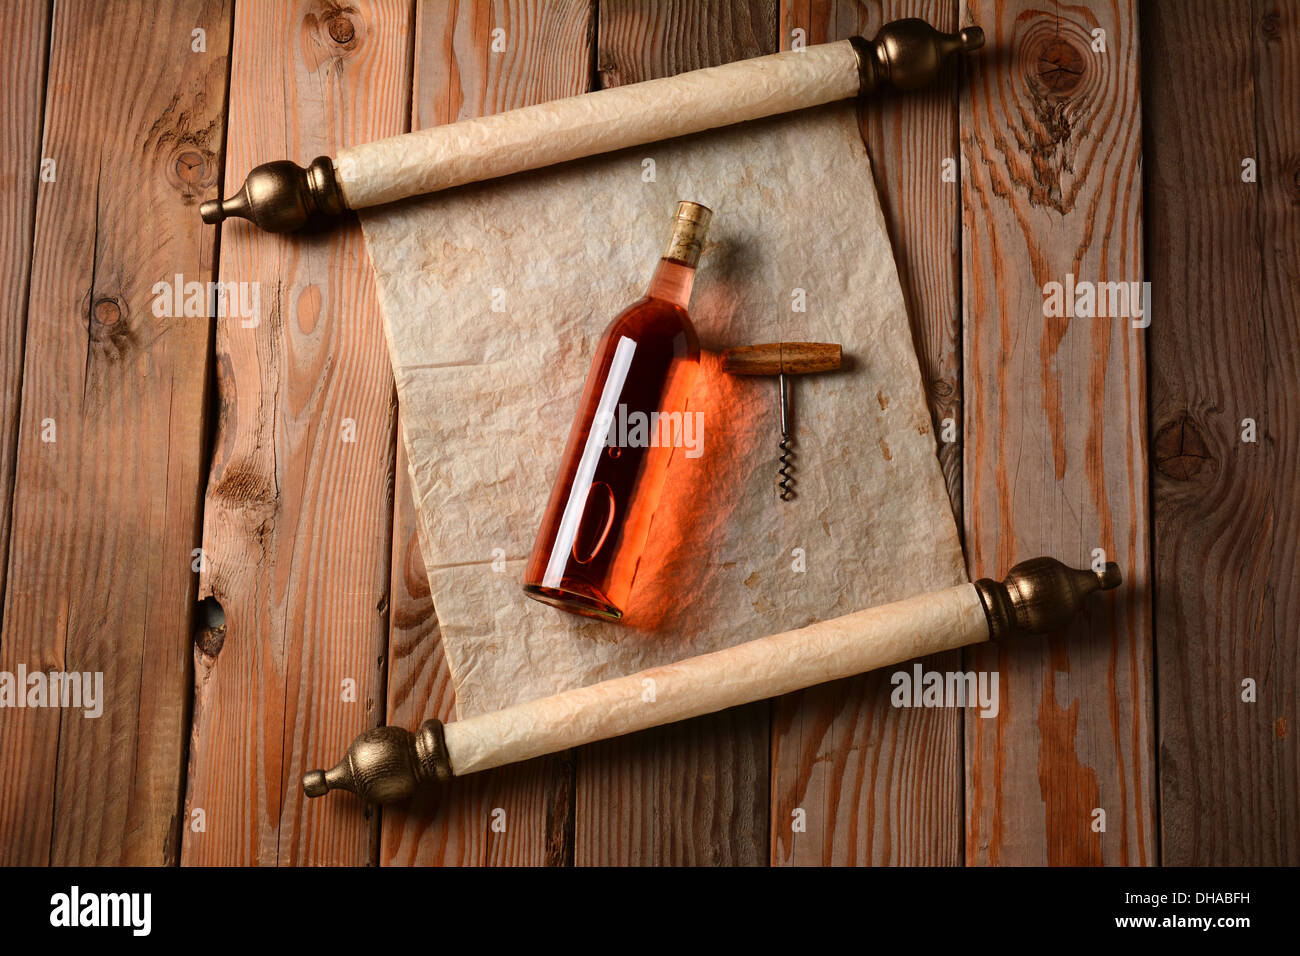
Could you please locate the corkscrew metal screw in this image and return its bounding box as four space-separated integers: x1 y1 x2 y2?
720 342 843 502
778 373 795 500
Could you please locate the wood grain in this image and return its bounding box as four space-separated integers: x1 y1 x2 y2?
0 0 231 865
961 0 1155 865
1253 0 1300 867
769 0 964 867
719 341 843 376
380 0 594 867
0 0 1287 870
571 0 777 866
597 0 776 86
182 0 410 865
0 0 50 628
1145 0 1299 865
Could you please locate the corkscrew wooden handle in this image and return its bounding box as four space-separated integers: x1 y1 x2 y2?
720 342 842 376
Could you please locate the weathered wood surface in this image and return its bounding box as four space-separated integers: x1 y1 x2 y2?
181 0 409 866
571 0 777 866
961 0 1155 864
1145 0 1299 865
1251 0 1300 867
1 0 1294 868
0 0 231 866
379 0 594 867
0 0 49 631
770 0 964 867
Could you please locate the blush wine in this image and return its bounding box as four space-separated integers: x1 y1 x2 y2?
523 201 711 620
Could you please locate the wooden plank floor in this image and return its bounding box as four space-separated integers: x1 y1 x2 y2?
962 0 1154 866
0 0 1295 866
772 0 964 867
182 0 410 867
1146 0 1299 865
1 0 232 866
575 0 776 868
380 0 593 867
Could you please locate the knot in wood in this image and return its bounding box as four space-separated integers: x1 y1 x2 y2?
327 14 355 45
174 149 208 185
1154 415 1212 481
82 289 134 359
1286 155 1300 203
194 597 226 658
92 296 123 327
1260 10 1281 40
1034 37 1086 96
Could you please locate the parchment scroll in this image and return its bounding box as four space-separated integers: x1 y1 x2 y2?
360 103 966 718
338 42 860 208
443 583 988 774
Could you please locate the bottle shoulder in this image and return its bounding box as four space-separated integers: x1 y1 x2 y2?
603 296 698 344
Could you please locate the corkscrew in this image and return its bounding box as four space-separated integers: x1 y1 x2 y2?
777 373 795 500
721 342 843 502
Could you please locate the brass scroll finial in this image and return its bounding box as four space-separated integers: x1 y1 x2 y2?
199 156 343 233
974 557 1122 642
850 18 985 94
301 720 453 803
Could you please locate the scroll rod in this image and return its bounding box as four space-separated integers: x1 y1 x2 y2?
200 17 984 234
303 556 1119 805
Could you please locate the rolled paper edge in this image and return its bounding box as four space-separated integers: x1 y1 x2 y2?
335 41 860 210
303 556 1120 802
206 19 987 229
441 583 989 777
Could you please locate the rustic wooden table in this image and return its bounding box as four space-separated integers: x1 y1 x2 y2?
0 0 1295 867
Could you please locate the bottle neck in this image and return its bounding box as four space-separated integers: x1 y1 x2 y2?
644 257 695 309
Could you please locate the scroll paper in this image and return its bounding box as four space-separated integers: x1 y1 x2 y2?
443 584 989 775
360 103 967 718
338 42 860 208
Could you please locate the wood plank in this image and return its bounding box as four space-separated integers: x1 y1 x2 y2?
1145 0 1299 865
0 0 50 629
770 0 964 866
182 0 410 866
1253 0 1300 867
961 0 1155 865
0 0 231 865
572 0 777 867
596 0 775 85
380 0 594 867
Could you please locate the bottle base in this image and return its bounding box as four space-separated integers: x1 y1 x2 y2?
522 581 623 621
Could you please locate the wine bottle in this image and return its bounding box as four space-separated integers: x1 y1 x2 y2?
523 201 711 620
